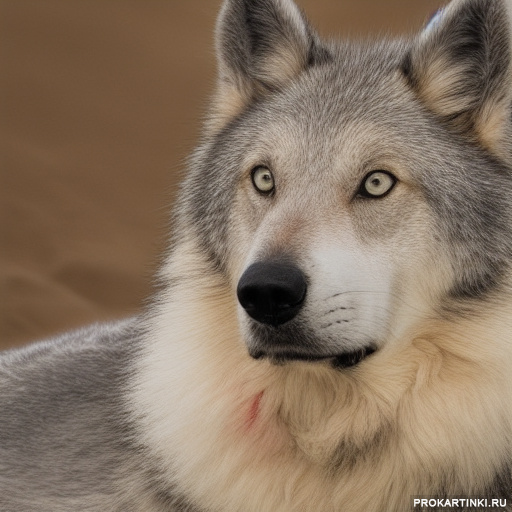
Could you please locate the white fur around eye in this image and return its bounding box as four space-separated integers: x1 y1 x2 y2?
362 171 396 198
251 167 275 194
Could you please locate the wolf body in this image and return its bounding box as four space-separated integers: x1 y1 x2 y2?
1 0 512 510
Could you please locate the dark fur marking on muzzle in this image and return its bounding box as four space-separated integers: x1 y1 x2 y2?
251 345 376 370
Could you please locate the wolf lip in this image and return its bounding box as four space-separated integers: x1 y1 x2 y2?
251 346 376 369
331 347 376 368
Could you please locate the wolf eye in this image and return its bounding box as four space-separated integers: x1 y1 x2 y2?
251 166 275 194
359 171 396 198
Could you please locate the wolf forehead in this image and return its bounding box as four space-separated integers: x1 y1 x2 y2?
216 42 421 146
192 38 473 190
190 45 419 200
186 37 491 207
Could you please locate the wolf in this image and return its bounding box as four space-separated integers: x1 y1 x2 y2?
1 0 512 510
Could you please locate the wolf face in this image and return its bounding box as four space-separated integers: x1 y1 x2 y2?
228 96 438 366
178 0 512 368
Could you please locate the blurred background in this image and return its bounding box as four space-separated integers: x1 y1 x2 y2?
0 0 442 350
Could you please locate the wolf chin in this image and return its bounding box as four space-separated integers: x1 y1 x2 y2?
1 0 512 510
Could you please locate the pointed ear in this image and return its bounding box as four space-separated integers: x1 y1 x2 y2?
402 0 512 158
211 0 329 129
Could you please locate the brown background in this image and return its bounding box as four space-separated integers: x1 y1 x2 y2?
1 0 442 351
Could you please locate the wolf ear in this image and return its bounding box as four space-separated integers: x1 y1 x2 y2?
402 0 512 158
211 0 328 129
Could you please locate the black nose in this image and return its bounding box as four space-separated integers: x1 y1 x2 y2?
237 261 307 326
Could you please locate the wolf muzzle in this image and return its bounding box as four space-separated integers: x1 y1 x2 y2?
237 261 307 327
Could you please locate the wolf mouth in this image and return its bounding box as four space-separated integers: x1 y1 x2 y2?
251 346 376 369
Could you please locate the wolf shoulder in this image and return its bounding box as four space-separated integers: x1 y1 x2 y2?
0 319 168 512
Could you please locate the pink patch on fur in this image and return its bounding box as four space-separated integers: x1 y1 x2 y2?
245 391 264 431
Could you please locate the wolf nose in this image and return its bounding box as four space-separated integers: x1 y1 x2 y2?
237 261 307 327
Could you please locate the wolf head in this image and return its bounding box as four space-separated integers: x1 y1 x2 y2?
176 0 512 367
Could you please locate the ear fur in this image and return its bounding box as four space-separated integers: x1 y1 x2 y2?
402 0 512 159
211 0 329 130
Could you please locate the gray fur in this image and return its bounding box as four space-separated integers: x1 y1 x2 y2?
1 0 512 510
0 321 197 511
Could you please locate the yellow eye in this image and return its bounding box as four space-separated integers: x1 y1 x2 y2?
360 171 396 198
251 166 275 194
